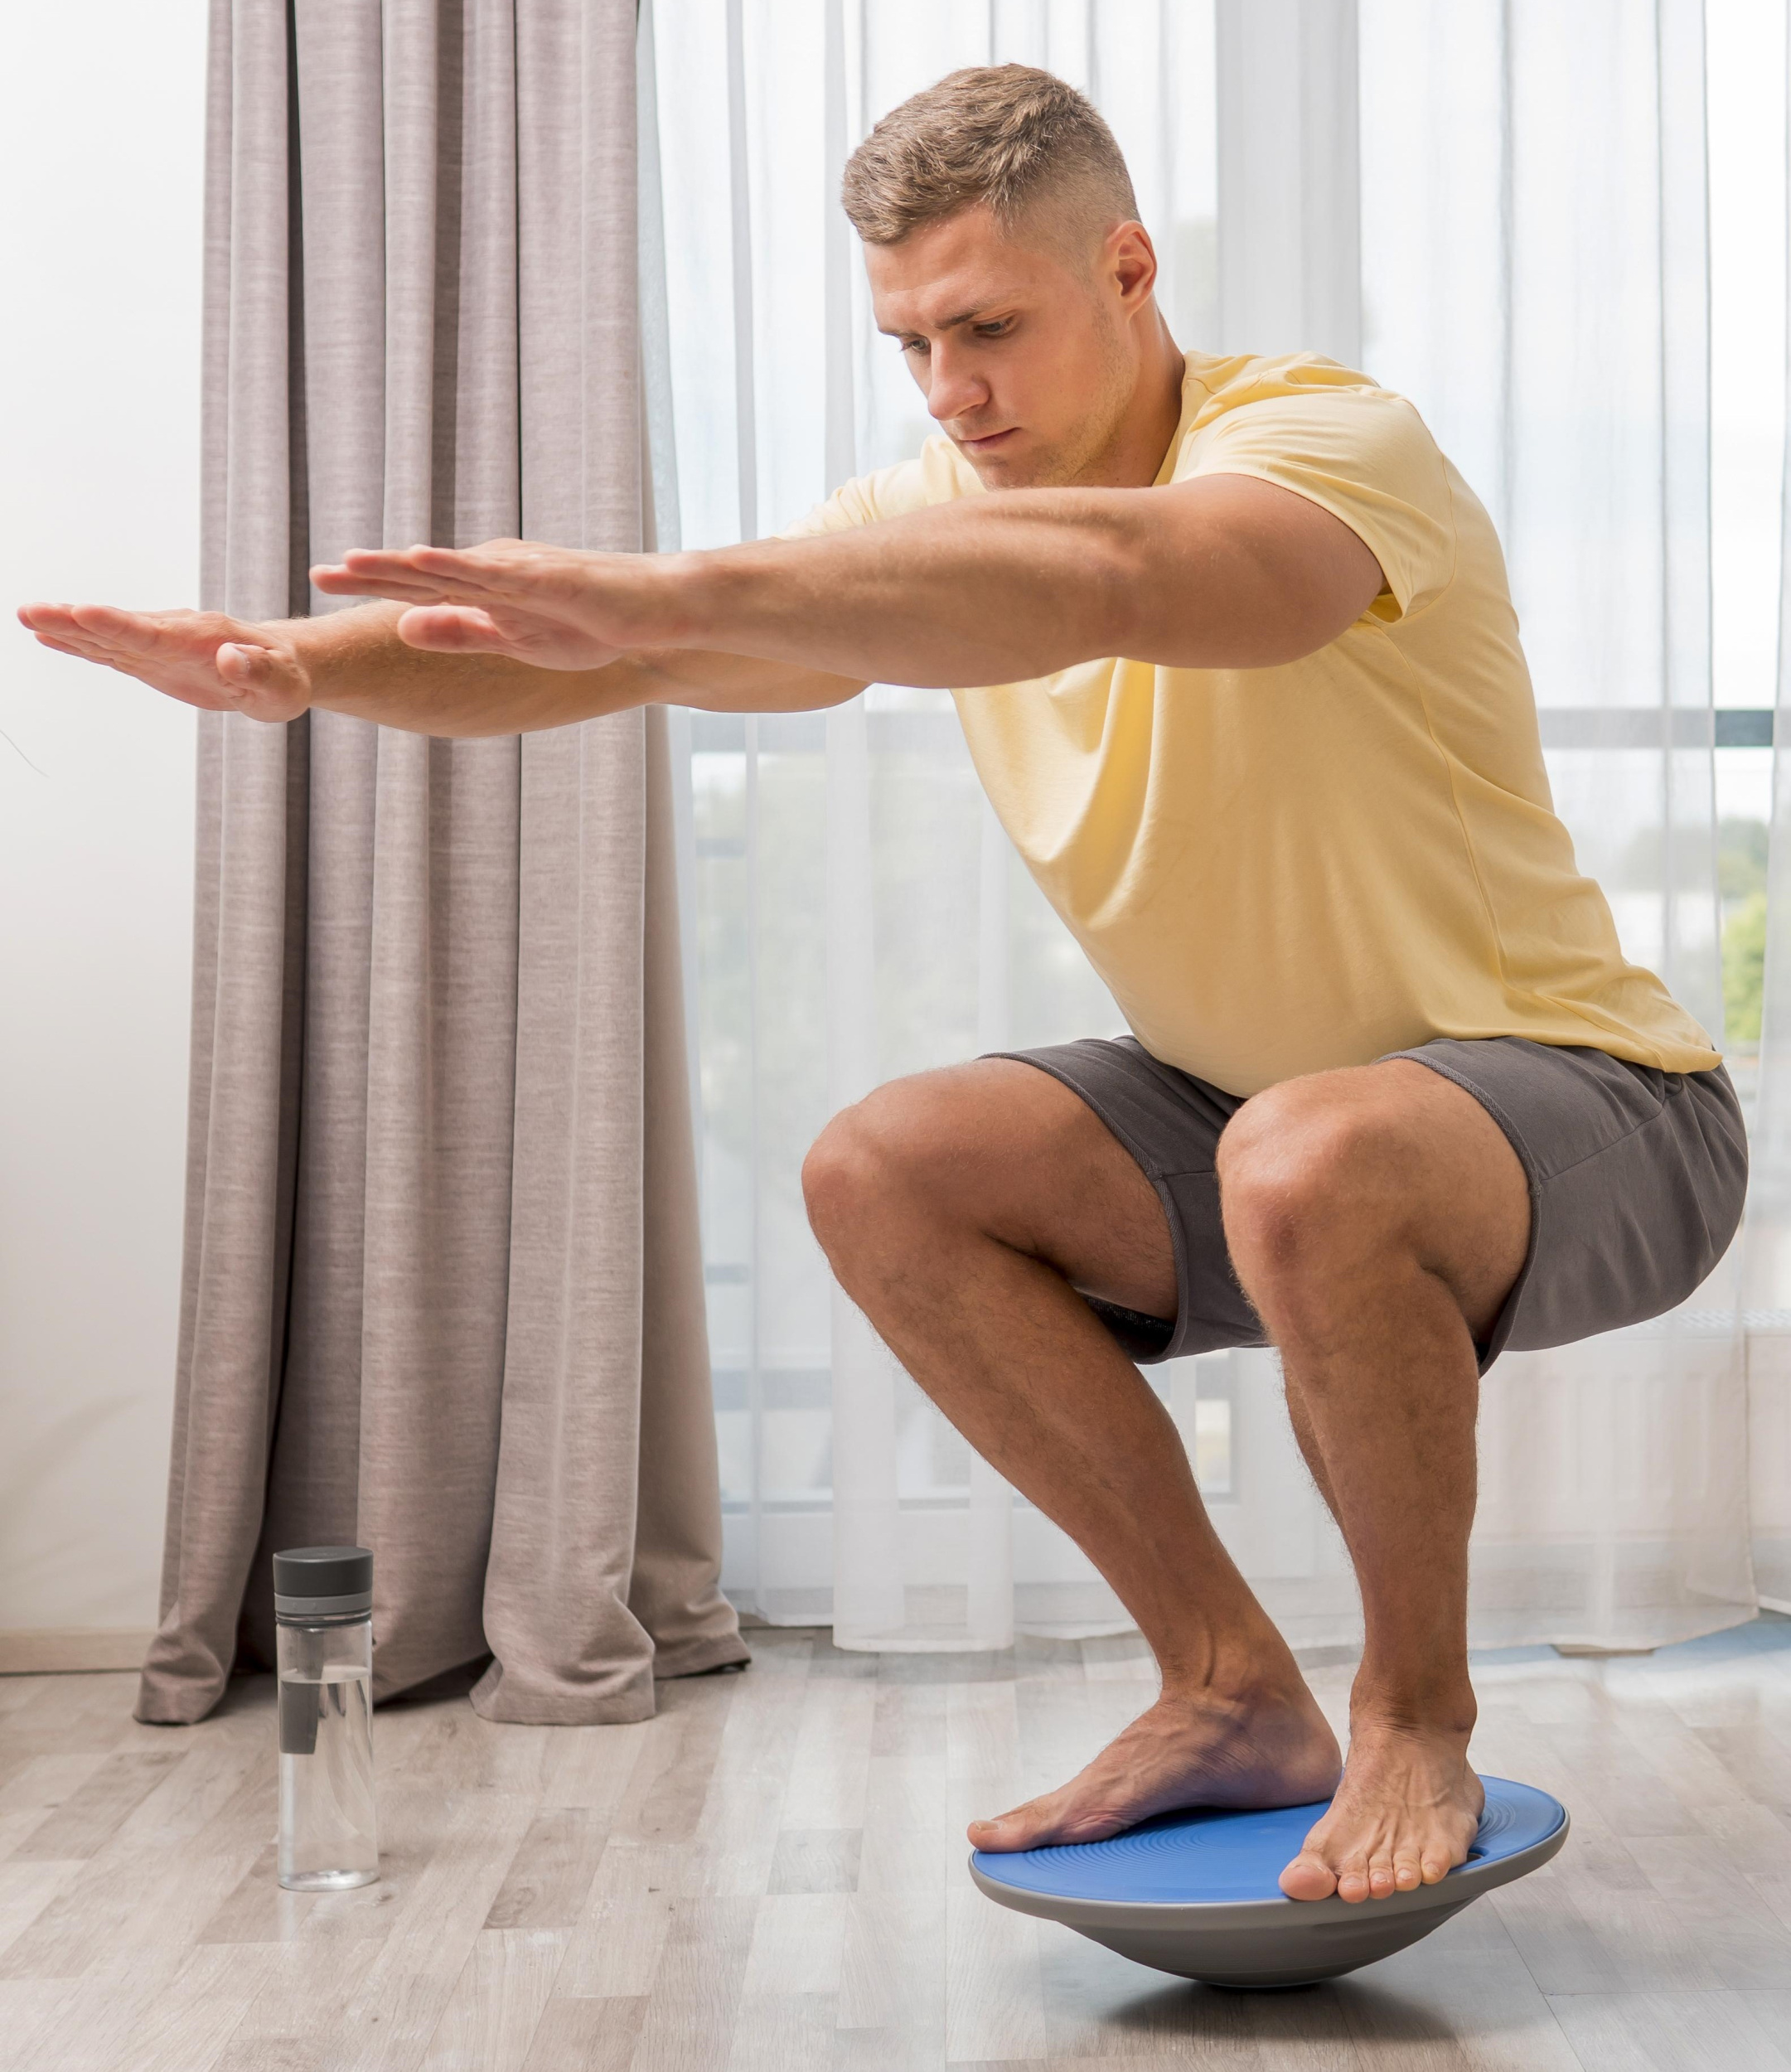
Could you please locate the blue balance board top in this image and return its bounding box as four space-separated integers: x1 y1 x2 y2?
971 1775 1566 1907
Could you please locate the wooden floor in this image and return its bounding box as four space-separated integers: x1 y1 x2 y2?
6 1620 1791 2071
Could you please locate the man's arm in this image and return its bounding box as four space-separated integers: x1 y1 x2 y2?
14 597 867 735
18 470 1381 733
312 472 1387 693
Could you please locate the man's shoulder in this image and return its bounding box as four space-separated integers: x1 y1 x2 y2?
1179 350 1435 452
777 436 978 539
1173 350 1448 496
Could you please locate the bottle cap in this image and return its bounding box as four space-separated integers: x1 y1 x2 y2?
273 1545 373 1620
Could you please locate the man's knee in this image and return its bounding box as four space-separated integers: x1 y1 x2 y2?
1216 1077 1403 1291
801 1083 935 1267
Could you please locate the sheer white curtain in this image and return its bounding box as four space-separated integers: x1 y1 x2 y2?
1744 0 1791 1612
645 0 1762 1653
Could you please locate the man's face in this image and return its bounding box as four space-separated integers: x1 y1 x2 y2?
864 204 1147 490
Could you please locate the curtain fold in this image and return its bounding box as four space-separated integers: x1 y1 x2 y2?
138 0 745 1729
651 0 1759 1655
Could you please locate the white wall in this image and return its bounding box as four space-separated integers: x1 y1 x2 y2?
0 2 207 1630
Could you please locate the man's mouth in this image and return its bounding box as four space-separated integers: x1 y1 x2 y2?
960 427 1019 453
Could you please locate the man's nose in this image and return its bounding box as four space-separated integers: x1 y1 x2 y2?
925 346 988 426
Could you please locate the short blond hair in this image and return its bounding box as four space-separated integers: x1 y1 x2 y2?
841 65 1140 253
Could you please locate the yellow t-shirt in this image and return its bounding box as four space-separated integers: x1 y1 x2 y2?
782 349 1720 1097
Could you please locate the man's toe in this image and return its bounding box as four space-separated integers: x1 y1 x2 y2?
968 1807 1032 1851
1278 1851 1338 1901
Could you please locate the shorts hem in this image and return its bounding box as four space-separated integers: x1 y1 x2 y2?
987 1047 1264 1367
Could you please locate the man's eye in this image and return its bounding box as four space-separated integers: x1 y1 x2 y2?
975 321 1012 337
901 338 929 356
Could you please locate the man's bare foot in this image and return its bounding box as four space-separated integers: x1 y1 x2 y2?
967 1681 1342 1852
1277 1721 1483 1902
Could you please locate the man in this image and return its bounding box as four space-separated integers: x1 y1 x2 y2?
22 65 1745 1905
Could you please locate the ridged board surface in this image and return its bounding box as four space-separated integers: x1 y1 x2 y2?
971 1775 1566 1905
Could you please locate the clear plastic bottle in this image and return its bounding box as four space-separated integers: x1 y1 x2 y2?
274 1545 379 1890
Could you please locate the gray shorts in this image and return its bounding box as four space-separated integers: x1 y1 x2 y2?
997 1035 1748 1376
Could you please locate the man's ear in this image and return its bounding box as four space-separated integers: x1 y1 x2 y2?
1109 221 1158 310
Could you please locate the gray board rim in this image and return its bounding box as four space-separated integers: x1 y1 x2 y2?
967 1805 1569 1934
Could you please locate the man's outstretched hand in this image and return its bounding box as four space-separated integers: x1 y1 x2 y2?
17 603 312 723
312 540 645 671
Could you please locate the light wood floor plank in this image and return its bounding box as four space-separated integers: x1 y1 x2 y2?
114 1965 254 2072
1335 1917 1583 2071
540 1718 650 1815
1624 1834 1791 1987
482 1807 611 1932
9 1747 185 1858
945 1881 1047 2065
0 1858 85 1963
0 1759 272 1982
0 1752 113 1837
11 1966 165 2072
782 1676 876 1831
214 2041 333 2072
725 1984 839 2070
676 1653 815 1897
611 1677 738 1847
520 1992 646 2072
417 1924 568 2071
207 1936 385 2056
740 1890 850 1996
627 1892 758 2072
838 1890 946 2036
769 1824 862 1893
1549 1987 1791 2070
553 1838 683 1997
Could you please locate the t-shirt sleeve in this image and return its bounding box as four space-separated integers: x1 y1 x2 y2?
1177 391 1458 622
776 455 935 540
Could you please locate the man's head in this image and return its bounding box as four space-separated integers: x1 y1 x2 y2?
843 65 1176 490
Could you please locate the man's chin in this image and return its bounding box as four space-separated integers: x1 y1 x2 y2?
958 438 1101 491
960 447 1058 490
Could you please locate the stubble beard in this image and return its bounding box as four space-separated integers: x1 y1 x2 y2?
983 322 1138 491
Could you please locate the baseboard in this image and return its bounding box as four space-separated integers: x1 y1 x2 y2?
0 1628 153 1675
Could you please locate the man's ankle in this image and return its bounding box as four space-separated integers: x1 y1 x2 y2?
1348 1671 1477 1741
1155 1637 1314 1714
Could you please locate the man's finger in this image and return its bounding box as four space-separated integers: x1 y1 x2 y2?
67 604 227 661
311 566 458 603
215 642 279 682
27 627 133 667
18 603 113 642
333 545 545 599
321 551 507 604
395 604 512 651
67 603 172 643
399 544 539 587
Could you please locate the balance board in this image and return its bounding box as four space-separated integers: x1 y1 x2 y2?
969 1774 1568 1989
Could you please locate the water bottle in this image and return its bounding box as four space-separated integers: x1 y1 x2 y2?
274 1544 379 1890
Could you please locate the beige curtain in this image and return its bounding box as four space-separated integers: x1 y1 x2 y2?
135 0 744 1728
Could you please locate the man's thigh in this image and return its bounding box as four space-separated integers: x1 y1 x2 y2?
1380 1036 1747 1361
841 1055 1179 1323
952 1036 1265 1361
1217 1056 1532 1347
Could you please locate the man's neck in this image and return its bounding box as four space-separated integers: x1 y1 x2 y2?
1085 316 1188 489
